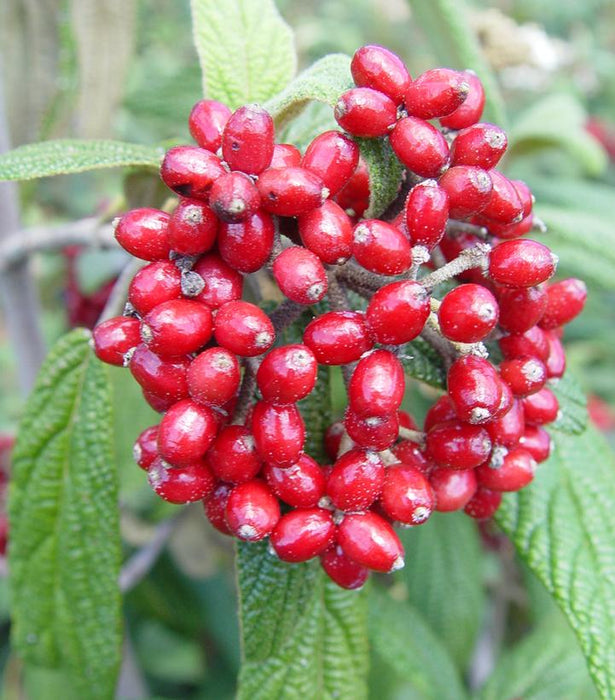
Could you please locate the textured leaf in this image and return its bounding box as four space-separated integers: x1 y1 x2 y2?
400 513 485 668
495 424 615 699
236 541 369 699
190 0 296 110
406 0 506 127
369 586 467 700
0 139 163 181
8 329 122 699
277 102 339 153
401 336 447 389
265 54 352 129
550 373 588 435
356 136 404 218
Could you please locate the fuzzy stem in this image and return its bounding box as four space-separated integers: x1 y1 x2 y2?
420 244 491 290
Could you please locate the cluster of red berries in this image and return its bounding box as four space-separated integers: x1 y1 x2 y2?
92 44 586 590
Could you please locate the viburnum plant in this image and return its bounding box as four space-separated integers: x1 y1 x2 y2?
1 1 614 698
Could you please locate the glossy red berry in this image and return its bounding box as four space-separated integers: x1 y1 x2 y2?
476 447 537 492
327 448 385 511
148 457 215 504
270 143 302 168
485 399 525 447
272 247 328 304
381 464 434 525
160 146 226 199
129 344 190 400
544 330 566 379
264 454 326 508
218 210 275 273
334 87 397 137
270 508 336 563
92 316 141 366
390 117 450 177
256 344 318 404
133 425 159 471
320 545 369 590
128 261 182 316
430 468 477 512
522 388 559 426
423 394 457 432
193 253 243 309
438 284 499 342
438 166 493 218
405 68 469 120
447 355 503 424
464 486 502 520
500 356 547 397
539 278 587 329
142 389 176 414
157 399 217 466
324 421 345 461
335 157 370 218
141 299 212 357
303 311 373 365
450 123 507 170
366 280 430 345
188 99 232 152
497 286 547 334
392 440 432 473
426 420 492 470
352 220 412 275
167 198 218 256
187 347 240 407
302 131 360 196
225 480 280 541
204 482 234 535
519 425 552 463
499 326 550 362
298 200 354 265
207 425 262 483
348 350 405 417
345 409 400 451
257 167 327 217
338 511 404 573
222 104 274 175
251 401 305 467
214 300 274 357
208 171 261 223
480 170 524 225
440 71 485 129
350 45 411 104
114 208 170 261
404 180 449 249
489 240 557 287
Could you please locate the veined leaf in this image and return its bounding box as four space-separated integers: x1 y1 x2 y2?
236 542 368 699
401 336 446 389
550 373 588 435
8 329 122 699
356 136 403 218
0 139 163 181
190 0 296 109
495 424 615 699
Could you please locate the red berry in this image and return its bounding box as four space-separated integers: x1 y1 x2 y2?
381 464 434 524
302 130 360 196
438 284 499 342
404 180 449 249
392 440 432 473
497 286 547 334
464 486 502 520
128 261 182 316
480 170 523 225
133 425 159 471
114 208 170 261
142 389 176 413
405 68 470 120
522 388 559 425
447 355 503 424
348 350 405 417
225 480 280 541
270 508 336 563
298 200 354 264
366 280 430 345
398 410 418 431
338 511 404 573
303 311 373 365
451 123 507 170
209 171 261 223
272 247 328 304
519 425 552 463
499 326 550 362
438 166 493 218
207 425 262 483
218 210 275 273
264 454 326 508
257 166 327 217
424 394 457 432
352 220 412 275
500 356 547 397
327 448 385 511
476 447 537 492
351 45 411 104
256 344 318 404
167 198 218 256
129 344 190 400
93 316 141 366
390 117 450 177
430 468 477 512
511 180 533 218
193 253 243 309
426 420 492 469
148 457 215 504
344 409 400 451
157 399 217 466
160 146 226 199
188 99 232 152
485 399 525 447
321 545 369 590
334 157 370 218
544 331 566 379
222 104 274 175
141 299 212 357
324 421 345 461
334 87 397 137
539 278 587 329
270 143 302 168
214 300 274 357
187 347 240 406
204 482 234 535
439 71 485 128
251 401 305 467
489 240 557 287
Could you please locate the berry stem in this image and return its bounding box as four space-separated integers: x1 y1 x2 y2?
398 426 426 445
446 219 489 240
231 358 260 425
421 243 491 290
267 298 306 333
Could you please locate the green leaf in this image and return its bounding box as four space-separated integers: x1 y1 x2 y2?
369 586 467 700
400 513 485 668
265 53 352 129
190 0 296 110
356 136 403 218
406 0 506 127
8 329 122 699
277 102 339 153
401 336 447 389
550 373 588 435
236 541 369 699
495 424 615 699
0 139 163 181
